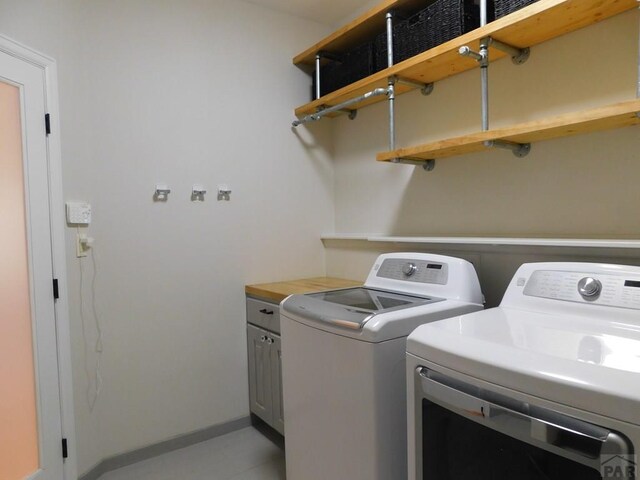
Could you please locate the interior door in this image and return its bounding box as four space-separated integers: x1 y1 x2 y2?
0 49 64 480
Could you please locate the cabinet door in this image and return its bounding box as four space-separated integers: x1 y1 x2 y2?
247 324 272 424
270 334 285 435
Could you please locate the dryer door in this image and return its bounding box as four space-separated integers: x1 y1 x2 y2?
413 367 635 480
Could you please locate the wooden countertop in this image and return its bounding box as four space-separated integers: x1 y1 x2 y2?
245 277 362 303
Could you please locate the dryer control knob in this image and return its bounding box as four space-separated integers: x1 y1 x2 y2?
578 277 602 298
402 262 418 277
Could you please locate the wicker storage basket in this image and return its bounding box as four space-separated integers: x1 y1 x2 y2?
375 0 490 71
312 42 376 98
494 0 539 19
374 29 404 72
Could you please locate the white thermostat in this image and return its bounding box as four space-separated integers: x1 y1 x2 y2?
66 202 92 225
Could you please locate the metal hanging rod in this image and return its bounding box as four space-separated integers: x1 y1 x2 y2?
292 87 391 127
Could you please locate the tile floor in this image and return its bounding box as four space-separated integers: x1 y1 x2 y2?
100 427 285 480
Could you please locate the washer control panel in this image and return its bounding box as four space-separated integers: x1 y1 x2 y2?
523 270 640 310
376 259 448 285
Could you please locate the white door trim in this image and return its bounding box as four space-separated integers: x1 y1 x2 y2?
0 33 78 480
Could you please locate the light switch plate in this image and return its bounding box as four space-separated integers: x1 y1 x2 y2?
66 202 92 225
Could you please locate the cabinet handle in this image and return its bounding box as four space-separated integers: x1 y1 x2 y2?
266 337 274 344
259 308 274 315
260 335 267 342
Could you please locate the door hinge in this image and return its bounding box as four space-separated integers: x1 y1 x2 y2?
53 278 59 300
61 438 68 459
45 113 51 135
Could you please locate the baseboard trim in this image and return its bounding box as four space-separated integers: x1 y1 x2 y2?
78 416 252 480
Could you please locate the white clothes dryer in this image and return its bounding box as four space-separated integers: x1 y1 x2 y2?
407 262 640 480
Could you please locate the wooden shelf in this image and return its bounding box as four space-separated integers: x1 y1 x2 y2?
294 0 638 118
293 0 426 66
377 99 640 162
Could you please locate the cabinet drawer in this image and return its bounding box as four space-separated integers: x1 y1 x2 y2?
246 297 280 333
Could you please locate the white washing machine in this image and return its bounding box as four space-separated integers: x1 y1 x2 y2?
280 253 484 480
407 262 640 480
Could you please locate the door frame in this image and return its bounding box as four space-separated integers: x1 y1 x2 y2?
0 33 77 480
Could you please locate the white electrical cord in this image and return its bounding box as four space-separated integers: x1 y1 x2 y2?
78 227 103 412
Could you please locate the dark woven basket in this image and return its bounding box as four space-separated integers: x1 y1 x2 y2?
375 0 492 71
312 42 376 98
494 0 539 19
374 30 404 72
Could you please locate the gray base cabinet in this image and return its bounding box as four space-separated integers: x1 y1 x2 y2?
246 297 284 435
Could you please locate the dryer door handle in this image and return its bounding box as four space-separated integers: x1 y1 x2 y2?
417 367 632 468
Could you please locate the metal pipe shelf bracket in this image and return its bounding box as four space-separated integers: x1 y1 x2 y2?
457 0 531 158
292 7 434 144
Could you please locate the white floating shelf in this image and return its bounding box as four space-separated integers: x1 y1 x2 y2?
321 235 640 249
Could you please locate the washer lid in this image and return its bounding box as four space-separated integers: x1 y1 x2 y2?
309 287 437 313
284 287 442 331
407 307 640 425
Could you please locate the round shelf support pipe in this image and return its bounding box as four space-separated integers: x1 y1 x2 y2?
315 53 321 101
480 38 490 132
312 50 343 101
479 0 489 132
386 11 396 151
457 41 489 132
480 0 488 27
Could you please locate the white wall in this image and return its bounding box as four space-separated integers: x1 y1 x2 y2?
324 7 640 310
330 10 640 238
0 0 333 474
